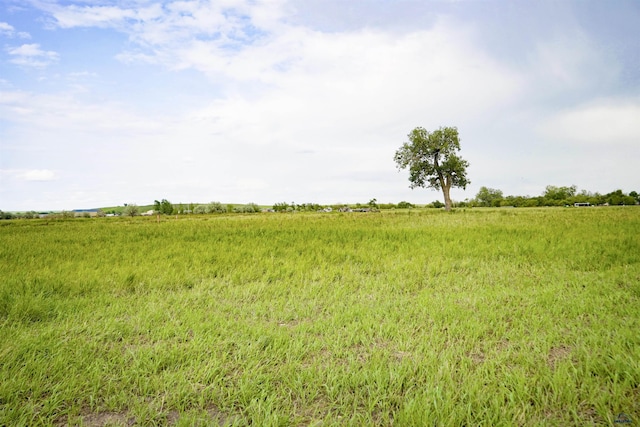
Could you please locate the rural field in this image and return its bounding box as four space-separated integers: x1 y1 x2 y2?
0 207 638 426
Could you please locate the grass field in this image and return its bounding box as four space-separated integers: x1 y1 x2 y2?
1 208 639 426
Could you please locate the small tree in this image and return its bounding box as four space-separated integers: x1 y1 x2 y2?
154 199 174 215
61 210 75 219
123 204 139 217
394 126 470 211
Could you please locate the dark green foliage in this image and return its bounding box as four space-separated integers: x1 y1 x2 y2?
0 210 15 220
154 199 174 215
396 201 415 209
605 189 636 206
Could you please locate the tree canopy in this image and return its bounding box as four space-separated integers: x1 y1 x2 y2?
394 126 470 211
154 199 174 215
475 187 504 207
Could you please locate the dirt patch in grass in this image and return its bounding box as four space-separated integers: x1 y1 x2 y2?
67 411 134 427
166 410 180 425
468 350 486 364
547 345 572 369
56 405 242 427
393 350 414 362
205 404 245 426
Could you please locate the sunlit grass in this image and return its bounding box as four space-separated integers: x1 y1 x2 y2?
1 208 639 425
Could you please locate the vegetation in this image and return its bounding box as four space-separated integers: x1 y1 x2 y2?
233 203 261 213
1 186 637 221
1 208 638 426
472 186 639 208
154 199 175 215
475 186 505 207
394 126 470 211
194 202 226 214
122 204 140 217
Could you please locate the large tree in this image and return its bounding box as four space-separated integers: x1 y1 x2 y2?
394 126 470 211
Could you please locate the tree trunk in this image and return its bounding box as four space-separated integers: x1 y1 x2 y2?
434 152 452 211
442 184 452 211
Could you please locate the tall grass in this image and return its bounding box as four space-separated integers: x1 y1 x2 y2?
0 208 638 425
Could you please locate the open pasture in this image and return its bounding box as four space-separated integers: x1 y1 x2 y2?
1 208 639 426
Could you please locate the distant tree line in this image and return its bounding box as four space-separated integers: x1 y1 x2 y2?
270 200 416 212
471 186 639 208
1 187 638 220
0 210 109 220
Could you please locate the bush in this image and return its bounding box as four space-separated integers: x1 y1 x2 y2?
397 201 415 209
0 210 15 220
61 211 75 219
122 204 140 217
193 205 208 214
208 202 226 213
233 203 261 213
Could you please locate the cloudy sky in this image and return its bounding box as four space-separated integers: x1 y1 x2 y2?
1 0 639 210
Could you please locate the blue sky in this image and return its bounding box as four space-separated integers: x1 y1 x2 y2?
1 0 639 211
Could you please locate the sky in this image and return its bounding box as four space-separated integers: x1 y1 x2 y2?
1 0 639 211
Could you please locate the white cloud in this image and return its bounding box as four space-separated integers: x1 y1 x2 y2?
0 21 30 38
46 4 141 28
21 169 57 181
1 169 58 182
524 26 622 104
7 43 59 68
0 22 14 35
541 100 640 147
0 89 164 134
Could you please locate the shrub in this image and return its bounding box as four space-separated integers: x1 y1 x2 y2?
207 202 226 213
193 205 208 214
233 203 261 213
397 201 414 209
122 204 140 217
0 210 15 220
61 211 75 219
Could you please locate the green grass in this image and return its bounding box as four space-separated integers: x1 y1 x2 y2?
1 208 639 426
